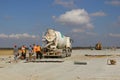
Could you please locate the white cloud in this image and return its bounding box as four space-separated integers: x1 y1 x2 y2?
0 33 39 39
105 0 120 6
109 33 120 37
57 9 90 24
0 34 8 38
55 9 94 30
52 16 56 19
90 11 107 17
72 29 85 33
85 23 94 29
113 16 120 27
86 32 98 36
54 0 75 8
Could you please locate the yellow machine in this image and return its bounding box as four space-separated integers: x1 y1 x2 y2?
95 42 102 50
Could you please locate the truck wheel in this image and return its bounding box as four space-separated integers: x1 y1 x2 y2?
61 50 66 58
61 54 66 58
65 50 70 57
68 53 71 57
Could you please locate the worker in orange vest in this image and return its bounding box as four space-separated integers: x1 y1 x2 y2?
36 45 42 59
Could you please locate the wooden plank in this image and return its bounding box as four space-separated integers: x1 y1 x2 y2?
74 61 87 65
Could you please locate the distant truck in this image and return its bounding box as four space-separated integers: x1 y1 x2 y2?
42 29 72 58
95 42 102 50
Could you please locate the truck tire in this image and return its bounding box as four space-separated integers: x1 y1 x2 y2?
61 50 66 58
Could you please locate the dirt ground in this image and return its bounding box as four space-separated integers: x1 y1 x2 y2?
0 49 120 80
0 50 13 55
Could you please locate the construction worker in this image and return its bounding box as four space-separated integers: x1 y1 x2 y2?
28 45 33 61
36 45 42 59
25 46 29 62
13 45 19 62
33 44 37 61
21 45 26 60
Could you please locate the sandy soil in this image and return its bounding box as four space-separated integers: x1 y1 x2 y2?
0 49 120 80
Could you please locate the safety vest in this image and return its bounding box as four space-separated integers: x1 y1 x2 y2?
21 46 26 53
36 46 41 52
33 46 37 52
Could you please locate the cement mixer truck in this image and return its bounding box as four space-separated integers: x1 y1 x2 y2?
42 29 72 58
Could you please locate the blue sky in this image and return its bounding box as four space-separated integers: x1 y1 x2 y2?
0 0 120 47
